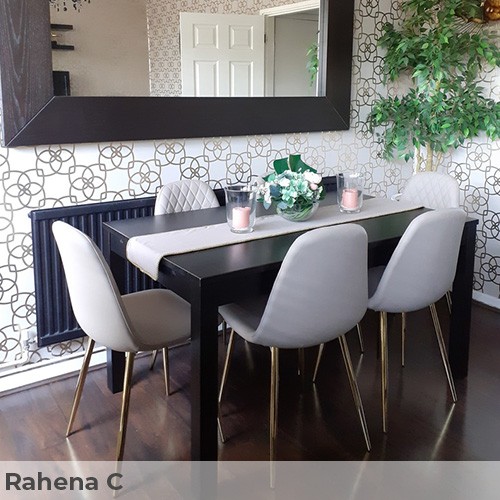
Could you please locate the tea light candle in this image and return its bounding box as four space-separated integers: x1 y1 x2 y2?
232 206 251 229
341 189 358 209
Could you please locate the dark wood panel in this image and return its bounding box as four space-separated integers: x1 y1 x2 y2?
9 95 346 147
0 0 52 144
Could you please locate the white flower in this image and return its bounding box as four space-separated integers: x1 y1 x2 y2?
264 190 272 205
278 178 291 187
304 171 322 184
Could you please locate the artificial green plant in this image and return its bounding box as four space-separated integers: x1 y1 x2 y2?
368 0 500 172
306 42 319 88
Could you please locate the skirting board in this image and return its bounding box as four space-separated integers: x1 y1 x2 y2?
473 291 500 311
0 348 108 396
0 340 192 396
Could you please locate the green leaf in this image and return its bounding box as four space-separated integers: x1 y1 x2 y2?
273 158 289 175
273 155 316 175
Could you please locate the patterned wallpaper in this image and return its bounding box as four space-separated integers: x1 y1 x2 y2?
0 0 499 376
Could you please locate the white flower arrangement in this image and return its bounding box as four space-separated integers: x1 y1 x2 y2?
256 154 325 212
257 170 324 210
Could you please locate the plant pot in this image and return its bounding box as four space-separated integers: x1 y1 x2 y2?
276 202 319 222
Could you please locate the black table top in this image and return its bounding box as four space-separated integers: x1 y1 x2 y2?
103 192 476 282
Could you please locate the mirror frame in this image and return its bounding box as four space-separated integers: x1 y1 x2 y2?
0 0 354 147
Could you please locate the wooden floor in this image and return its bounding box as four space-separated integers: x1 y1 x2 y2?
1 299 499 461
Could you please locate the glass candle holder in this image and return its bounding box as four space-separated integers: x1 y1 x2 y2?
224 185 256 233
336 172 365 213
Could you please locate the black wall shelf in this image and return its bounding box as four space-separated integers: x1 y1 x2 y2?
50 23 73 31
51 41 74 50
51 23 74 49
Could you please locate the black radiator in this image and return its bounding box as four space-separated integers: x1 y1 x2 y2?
29 196 158 347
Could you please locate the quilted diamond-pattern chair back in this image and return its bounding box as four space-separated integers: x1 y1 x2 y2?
399 172 460 209
154 179 220 214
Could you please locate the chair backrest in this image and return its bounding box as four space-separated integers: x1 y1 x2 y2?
400 172 460 209
154 179 220 215
52 221 142 352
368 208 466 313
253 224 368 349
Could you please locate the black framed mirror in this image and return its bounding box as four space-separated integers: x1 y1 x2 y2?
0 0 354 147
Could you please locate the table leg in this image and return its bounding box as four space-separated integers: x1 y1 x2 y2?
449 221 477 379
107 349 125 393
103 231 126 393
190 283 219 497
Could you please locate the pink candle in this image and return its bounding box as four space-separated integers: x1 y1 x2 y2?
341 189 358 209
232 206 251 229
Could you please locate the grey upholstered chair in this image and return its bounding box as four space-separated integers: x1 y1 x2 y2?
150 178 221 375
393 171 460 209
393 172 460 363
218 224 371 464
367 208 466 432
154 178 220 215
52 221 191 461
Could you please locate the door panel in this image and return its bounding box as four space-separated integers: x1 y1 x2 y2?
180 13 265 97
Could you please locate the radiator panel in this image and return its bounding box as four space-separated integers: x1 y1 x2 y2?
30 197 157 347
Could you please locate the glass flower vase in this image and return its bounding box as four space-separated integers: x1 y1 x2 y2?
276 202 319 222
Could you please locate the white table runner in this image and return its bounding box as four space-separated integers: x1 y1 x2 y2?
127 198 423 280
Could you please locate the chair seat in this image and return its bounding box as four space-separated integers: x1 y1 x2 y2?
219 295 269 344
122 289 191 351
368 266 385 299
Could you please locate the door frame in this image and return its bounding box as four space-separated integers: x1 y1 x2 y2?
260 0 320 96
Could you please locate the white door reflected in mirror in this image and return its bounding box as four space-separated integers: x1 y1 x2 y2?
180 13 265 97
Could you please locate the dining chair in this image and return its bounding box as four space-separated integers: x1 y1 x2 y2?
52 221 191 461
392 171 460 209
393 171 460 363
154 178 220 215
367 208 466 432
150 178 222 374
218 224 371 464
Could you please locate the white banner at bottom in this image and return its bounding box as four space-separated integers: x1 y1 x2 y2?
0 461 497 500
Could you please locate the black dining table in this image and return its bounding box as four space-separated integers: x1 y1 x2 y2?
102 191 477 465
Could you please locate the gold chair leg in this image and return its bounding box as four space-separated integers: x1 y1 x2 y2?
429 303 457 402
356 323 364 353
162 347 170 396
270 347 279 458
219 330 235 403
217 330 235 443
313 323 363 385
339 335 371 451
217 403 226 443
66 338 95 437
380 311 388 433
116 352 135 462
312 343 324 383
270 347 279 487
401 311 406 367
149 349 158 370
446 290 452 314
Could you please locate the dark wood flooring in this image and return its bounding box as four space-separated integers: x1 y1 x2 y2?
1 299 499 461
